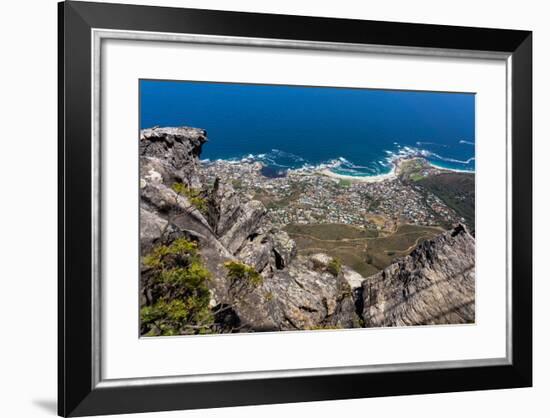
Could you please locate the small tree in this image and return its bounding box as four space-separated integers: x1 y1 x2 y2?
224 261 263 296
140 238 213 336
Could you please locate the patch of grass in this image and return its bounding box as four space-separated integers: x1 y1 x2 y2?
398 158 429 182
307 324 343 330
410 173 424 182
338 179 352 188
327 258 342 276
224 261 263 287
285 223 378 240
172 182 207 213
364 224 442 269
286 223 442 277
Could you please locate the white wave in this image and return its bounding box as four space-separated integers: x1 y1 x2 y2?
430 152 475 165
269 149 305 162
459 140 475 145
337 157 372 170
261 157 291 168
416 141 448 148
429 162 475 173
209 144 474 179
293 156 380 175
382 144 474 166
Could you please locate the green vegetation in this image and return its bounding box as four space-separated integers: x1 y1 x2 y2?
368 199 381 211
327 258 342 276
364 224 443 269
140 238 213 336
398 158 428 182
255 182 306 210
285 223 377 277
285 223 378 240
338 179 352 188
285 223 442 277
224 261 263 287
157 262 211 287
143 237 198 269
306 324 343 330
417 172 475 231
171 182 207 213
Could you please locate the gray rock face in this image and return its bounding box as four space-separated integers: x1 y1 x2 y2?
140 126 207 188
207 180 242 236
236 234 273 273
361 224 475 327
218 200 267 254
342 266 366 290
271 230 297 269
140 208 168 253
230 255 360 331
140 174 212 236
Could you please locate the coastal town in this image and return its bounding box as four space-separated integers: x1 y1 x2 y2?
199 157 469 233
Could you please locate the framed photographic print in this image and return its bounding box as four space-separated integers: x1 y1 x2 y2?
58 1 532 416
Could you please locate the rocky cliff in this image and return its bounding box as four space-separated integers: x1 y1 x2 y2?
361 224 475 327
139 126 475 335
139 127 359 334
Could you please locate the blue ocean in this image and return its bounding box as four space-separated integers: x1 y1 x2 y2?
140 80 475 176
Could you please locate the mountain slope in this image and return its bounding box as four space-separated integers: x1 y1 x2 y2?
361 224 475 327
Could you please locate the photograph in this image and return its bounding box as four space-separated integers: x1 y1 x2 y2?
50 1 534 416
139 80 476 336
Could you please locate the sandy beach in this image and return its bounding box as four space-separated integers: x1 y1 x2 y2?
318 167 397 183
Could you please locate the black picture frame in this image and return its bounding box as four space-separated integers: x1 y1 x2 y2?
58 1 532 416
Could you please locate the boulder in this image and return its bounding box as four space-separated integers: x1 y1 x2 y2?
236 234 273 273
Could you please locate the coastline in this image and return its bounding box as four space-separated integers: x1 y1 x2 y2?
427 161 475 174
199 144 475 233
203 155 475 183
316 158 474 183
319 167 396 183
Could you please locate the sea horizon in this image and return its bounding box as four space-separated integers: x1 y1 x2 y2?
140 80 476 177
